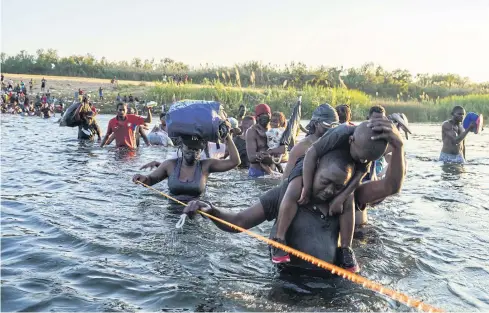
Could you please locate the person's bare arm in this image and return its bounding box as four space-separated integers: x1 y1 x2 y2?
94 122 102 141
328 168 368 216
139 127 151 146
144 108 152 123
140 161 162 170
183 200 266 233
442 121 473 145
355 118 405 206
268 145 286 155
74 103 83 121
105 133 116 145
282 142 307 180
245 128 260 163
132 159 172 186
206 135 241 172
100 124 113 147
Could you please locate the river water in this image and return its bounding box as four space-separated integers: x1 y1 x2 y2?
1 114 488 312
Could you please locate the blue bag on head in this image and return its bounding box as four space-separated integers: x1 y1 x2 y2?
166 100 228 143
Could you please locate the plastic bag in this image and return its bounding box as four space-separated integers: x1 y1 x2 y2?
166 100 228 143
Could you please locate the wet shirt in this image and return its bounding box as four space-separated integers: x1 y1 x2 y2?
259 157 304 221
312 124 355 158
106 114 145 149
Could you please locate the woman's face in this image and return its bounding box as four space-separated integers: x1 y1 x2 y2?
182 144 202 165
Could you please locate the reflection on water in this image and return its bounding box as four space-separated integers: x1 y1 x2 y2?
441 163 466 180
1 116 489 311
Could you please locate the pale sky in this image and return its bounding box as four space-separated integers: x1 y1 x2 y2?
2 0 489 82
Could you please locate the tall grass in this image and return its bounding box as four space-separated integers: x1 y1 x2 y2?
149 82 371 118
95 81 489 124
376 94 489 123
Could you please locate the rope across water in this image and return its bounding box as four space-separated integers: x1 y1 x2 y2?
136 180 443 313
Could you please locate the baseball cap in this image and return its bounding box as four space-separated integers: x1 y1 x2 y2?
311 103 340 128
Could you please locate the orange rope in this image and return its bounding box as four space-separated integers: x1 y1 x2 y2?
136 180 443 313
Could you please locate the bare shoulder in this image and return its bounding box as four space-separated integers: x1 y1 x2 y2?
441 120 453 130
290 138 311 156
161 158 178 168
246 126 257 139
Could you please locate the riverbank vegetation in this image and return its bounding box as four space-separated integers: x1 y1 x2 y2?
2 49 488 122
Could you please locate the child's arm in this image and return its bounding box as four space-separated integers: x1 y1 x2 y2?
299 125 355 205
328 163 370 216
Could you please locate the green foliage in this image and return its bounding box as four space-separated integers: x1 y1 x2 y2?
149 82 371 117
376 94 489 123
2 49 488 102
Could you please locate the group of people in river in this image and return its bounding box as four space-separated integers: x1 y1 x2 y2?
0 76 63 117
2 72 482 274
124 101 415 273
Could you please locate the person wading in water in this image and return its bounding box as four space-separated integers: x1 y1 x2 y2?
133 123 241 202
439 105 475 163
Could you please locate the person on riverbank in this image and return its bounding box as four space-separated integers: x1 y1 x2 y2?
282 104 338 179
99 87 104 100
100 102 152 149
246 104 287 177
29 79 33 93
439 106 475 163
133 128 241 202
41 77 46 92
183 117 405 273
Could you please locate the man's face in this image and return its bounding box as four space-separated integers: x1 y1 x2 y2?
452 108 465 123
315 121 331 137
241 119 254 134
257 113 271 128
312 163 352 203
117 105 127 119
160 118 167 130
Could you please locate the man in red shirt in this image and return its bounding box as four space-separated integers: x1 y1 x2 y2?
100 102 152 149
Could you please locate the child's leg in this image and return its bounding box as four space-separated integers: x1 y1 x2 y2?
337 194 359 272
275 176 302 240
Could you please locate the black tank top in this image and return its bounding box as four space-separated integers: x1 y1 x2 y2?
167 158 206 202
